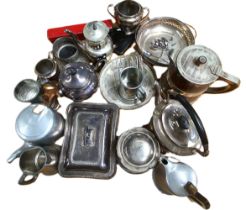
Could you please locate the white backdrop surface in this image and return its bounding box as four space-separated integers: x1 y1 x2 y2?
0 0 245 210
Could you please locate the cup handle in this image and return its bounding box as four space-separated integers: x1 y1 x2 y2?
136 88 146 102
206 68 240 94
170 92 209 157
107 4 115 18
18 172 38 185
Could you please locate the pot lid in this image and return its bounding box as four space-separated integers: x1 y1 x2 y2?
177 45 222 85
15 104 55 141
59 62 94 90
157 100 200 148
83 21 109 42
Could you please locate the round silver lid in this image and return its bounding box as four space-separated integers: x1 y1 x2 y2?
60 62 93 90
155 100 200 148
15 104 55 142
177 45 222 85
117 127 160 174
83 21 109 43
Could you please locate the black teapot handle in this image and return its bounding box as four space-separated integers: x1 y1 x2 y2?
170 93 209 157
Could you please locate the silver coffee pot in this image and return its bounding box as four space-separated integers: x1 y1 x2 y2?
160 45 240 102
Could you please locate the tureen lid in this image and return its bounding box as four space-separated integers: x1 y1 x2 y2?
177 45 222 85
83 21 109 42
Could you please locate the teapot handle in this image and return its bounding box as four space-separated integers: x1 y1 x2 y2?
206 68 240 94
170 93 209 157
107 4 115 18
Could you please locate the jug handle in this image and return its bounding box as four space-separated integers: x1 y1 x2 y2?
170 92 209 157
107 4 115 18
18 172 38 185
185 182 210 209
205 67 240 94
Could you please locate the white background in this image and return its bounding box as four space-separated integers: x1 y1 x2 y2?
0 0 245 209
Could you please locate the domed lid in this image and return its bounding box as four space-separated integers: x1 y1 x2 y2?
59 62 94 90
161 100 200 148
83 21 109 42
15 104 55 142
177 45 222 85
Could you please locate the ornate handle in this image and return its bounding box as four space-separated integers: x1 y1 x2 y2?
171 92 209 157
206 67 240 94
107 4 115 18
185 182 210 209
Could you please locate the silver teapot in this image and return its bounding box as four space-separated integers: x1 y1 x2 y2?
153 156 210 209
59 62 98 101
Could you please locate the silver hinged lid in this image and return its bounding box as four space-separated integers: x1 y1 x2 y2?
83 21 109 43
153 100 200 148
177 45 222 85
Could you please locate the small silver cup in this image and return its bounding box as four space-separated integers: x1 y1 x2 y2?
18 145 60 185
35 58 58 84
119 66 146 102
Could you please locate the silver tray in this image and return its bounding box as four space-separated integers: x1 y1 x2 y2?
58 103 119 179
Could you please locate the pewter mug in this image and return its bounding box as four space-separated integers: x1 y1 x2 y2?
119 66 146 102
18 145 61 185
35 58 59 84
107 0 149 35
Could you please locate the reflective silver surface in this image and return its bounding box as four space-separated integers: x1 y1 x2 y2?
152 99 201 156
59 103 119 179
152 156 198 196
108 0 149 35
83 21 109 43
18 145 61 185
100 53 155 109
59 62 98 101
82 21 113 59
15 104 64 144
35 58 58 83
14 79 41 103
136 17 195 66
117 127 160 174
52 37 89 68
